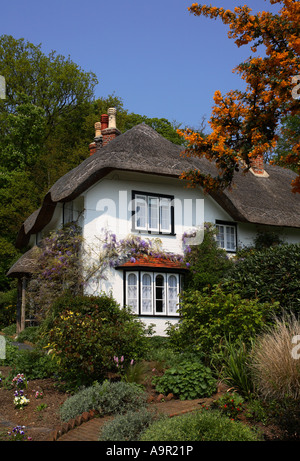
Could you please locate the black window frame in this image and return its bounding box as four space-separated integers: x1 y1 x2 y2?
131 190 175 235
215 220 237 253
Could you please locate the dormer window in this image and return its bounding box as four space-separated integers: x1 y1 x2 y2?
132 191 174 235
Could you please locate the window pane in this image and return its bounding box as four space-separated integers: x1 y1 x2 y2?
127 273 138 314
160 198 171 232
216 225 224 248
226 226 236 250
135 195 147 229
148 197 159 231
168 275 178 314
155 274 165 314
142 273 152 314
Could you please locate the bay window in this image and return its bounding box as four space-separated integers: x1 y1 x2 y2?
125 271 181 317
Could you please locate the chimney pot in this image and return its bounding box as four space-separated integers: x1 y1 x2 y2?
101 114 109 130
108 107 117 129
94 121 101 137
250 154 269 177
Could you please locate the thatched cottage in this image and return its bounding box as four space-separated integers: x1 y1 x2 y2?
8 108 300 335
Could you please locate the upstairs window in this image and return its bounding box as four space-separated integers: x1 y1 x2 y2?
132 191 174 234
216 221 237 252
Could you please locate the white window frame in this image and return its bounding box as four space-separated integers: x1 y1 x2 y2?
167 274 179 315
141 272 154 315
216 222 237 252
125 271 180 317
125 272 139 314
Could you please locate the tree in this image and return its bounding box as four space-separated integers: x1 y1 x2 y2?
0 35 97 136
178 1 300 193
183 223 233 291
272 114 300 171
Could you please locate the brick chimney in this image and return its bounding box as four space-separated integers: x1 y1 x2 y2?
102 108 121 147
89 108 121 155
250 153 269 177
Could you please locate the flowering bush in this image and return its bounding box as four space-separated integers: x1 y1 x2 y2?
44 293 149 386
212 393 245 420
13 390 30 409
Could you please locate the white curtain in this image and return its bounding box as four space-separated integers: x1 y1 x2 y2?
141 273 152 314
168 275 178 314
127 273 138 313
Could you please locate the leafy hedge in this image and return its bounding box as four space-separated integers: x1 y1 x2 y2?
223 243 300 312
167 286 278 354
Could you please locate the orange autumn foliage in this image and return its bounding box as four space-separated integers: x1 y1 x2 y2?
178 0 300 193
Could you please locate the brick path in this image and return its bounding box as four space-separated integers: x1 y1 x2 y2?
58 416 113 441
56 399 207 442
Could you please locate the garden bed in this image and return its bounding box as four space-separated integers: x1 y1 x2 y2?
0 365 289 442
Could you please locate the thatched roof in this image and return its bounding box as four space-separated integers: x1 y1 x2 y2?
15 123 300 253
7 246 38 278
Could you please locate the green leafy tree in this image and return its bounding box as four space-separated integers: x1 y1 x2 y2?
0 35 97 134
272 114 300 172
183 223 234 291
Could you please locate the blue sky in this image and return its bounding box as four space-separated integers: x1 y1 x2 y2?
0 0 280 131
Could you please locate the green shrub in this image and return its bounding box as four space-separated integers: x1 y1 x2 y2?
167 286 278 354
183 223 233 291
0 289 17 328
152 362 217 400
60 381 148 422
0 341 19 366
99 408 156 441
9 348 59 380
223 243 300 312
43 293 149 386
17 326 40 345
140 409 262 441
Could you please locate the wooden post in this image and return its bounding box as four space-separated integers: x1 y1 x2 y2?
16 276 26 334
21 276 26 333
16 277 22 335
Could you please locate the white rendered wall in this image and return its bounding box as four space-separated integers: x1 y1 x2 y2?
81 171 238 335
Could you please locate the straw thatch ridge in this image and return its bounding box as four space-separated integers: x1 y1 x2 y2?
15 123 300 251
